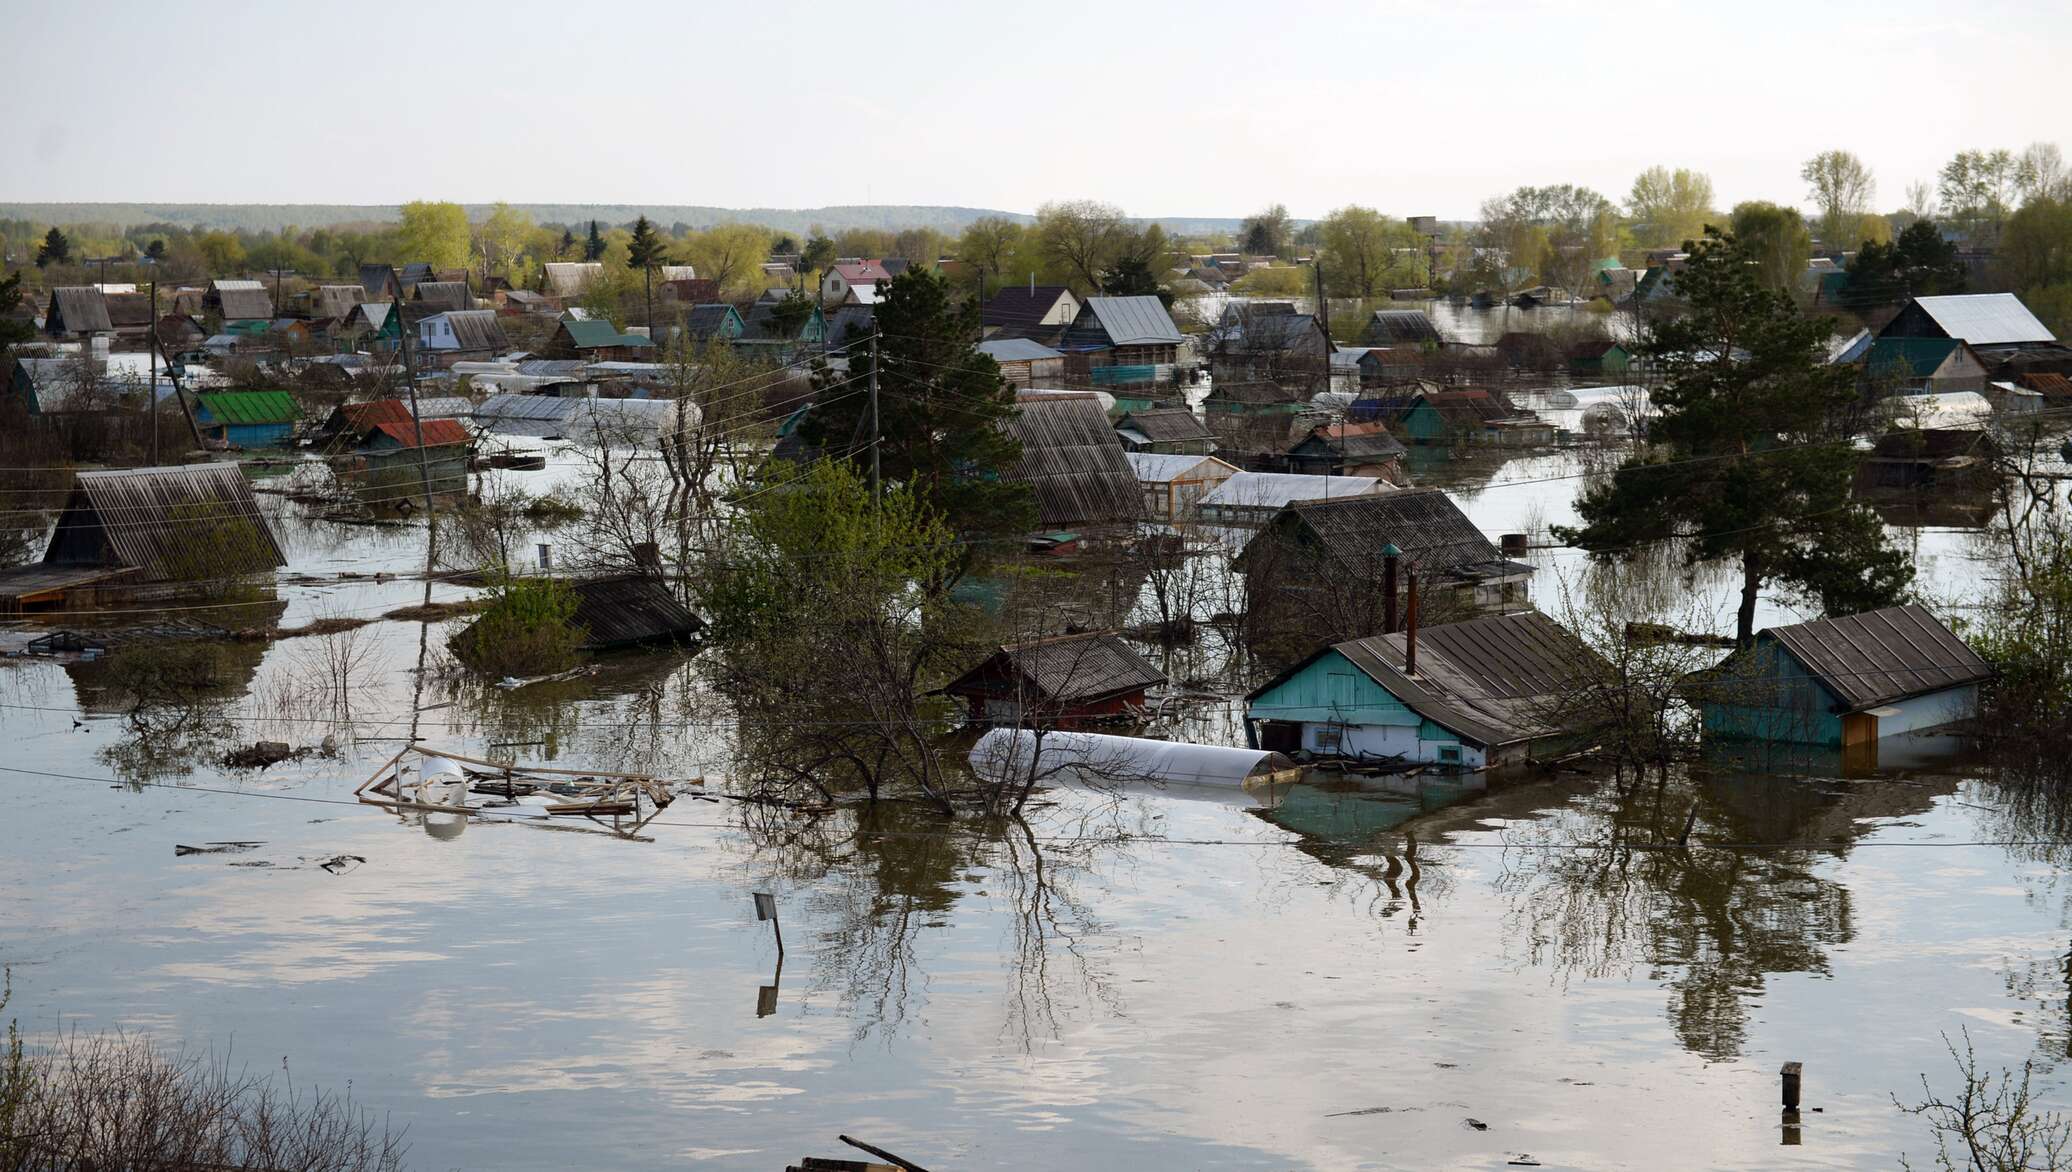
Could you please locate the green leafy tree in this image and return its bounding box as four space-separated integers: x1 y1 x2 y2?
1627 166 1718 250
1845 219 1966 307
396 200 469 269
1727 201 1812 291
1317 205 1415 298
1800 149 1877 248
1998 197 2072 295
1034 199 1126 292
1555 228 1912 648
34 227 70 268
800 230 837 276
143 238 165 262
0 272 35 354
1939 149 2019 241
1239 204 1292 257
799 268 1034 541
584 220 606 261
1099 255 1170 305
955 217 1023 288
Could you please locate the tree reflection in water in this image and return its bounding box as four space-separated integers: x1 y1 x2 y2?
1495 767 1952 1060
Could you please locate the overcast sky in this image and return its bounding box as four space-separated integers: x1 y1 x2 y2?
8 0 2069 221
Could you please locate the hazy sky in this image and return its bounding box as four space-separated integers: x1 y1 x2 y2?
8 0 2069 220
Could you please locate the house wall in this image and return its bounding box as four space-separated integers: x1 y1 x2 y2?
1880 685 1978 736
1246 648 1485 765
1702 644 1846 746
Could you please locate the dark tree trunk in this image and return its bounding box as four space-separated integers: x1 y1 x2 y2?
1736 550 1763 649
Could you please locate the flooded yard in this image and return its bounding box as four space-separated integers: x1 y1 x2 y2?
0 444 2064 1170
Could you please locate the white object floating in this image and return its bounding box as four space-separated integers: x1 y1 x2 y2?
968 728 1297 789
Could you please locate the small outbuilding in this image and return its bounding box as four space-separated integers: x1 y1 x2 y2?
944 631 1166 726
1115 407 1216 455
1696 603 1991 750
1286 420 1408 479
193 390 302 448
564 575 705 650
1002 392 1145 529
1125 452 1241 521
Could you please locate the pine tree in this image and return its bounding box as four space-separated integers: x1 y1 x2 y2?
34 227 70 268
626 216 669 329
583 220 605 262
798 268 1035 541
1556 227 1912 647
144 239 166 262
558 227 576 258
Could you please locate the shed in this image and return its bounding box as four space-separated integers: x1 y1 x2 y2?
1002 393 1144 529
1361 309 1442 347
944 631 1166 725
564 575 705 650
969 728 1297 790
313 284 367 320
349 418 474 499
1115 406 1216 454
1125 452 1241 520
977 336 1066 387
193 390 302 448
42 464 285 585
1855 428 2002 496
1697 603 1990 750
1244 611 1600 769
314 397 474 445
44 287 113 336
542 262 603 300
473 393 688 446
544 318 656 360
205 279 275 323
1286 420 1408 479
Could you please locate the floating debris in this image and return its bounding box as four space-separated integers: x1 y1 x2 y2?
354 743 698 841
174 841 264 856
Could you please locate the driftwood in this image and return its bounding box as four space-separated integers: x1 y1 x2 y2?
838 1136 932 1172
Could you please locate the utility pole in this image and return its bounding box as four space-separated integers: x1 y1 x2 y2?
396 314 441 526
868 327 881 508
1312 259 1331 340
147 280 159 465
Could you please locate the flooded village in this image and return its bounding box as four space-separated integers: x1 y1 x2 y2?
7 16 2072 1169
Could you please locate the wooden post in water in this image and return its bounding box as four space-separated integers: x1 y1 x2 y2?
1781 1060 1803 1145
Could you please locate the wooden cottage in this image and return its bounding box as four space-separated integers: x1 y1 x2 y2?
1286 420 1408 480
977 337 1066 387
1245 611 1600 769
416 308 509 354
37 464 284 590
347 418 474 499
312 284 367 322
944 631 1166 726
1002 393 1144 530
736 301 827 357
676 303 746 345
981 284 1081 336
1209 311 1333 399
204 279 275 324
544 318 656 361
1059 296 1182 389
1125 452 1241 521
1855 429 2002 497
102 291 155 346
412 280 472 312
1114 407 1216 455
1361 309 1442 348
358 264 405 302
43 287 113 337
193 390 302 448
1696 604 1990 753
1862 337 1988 394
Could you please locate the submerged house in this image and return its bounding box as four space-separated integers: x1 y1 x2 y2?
1209 311 1334 399
943 631 1166 726
1125 452 1240 521
1244 611 1598 768
193 390 302 448
562 575 705 650
1361 309 1442 348
346 418 474 498
1285 420 1407 480
27 464 284 600
1115 407 1216 455
1855 428 2002 497
1696 604 1990 750
1002 392 1144 530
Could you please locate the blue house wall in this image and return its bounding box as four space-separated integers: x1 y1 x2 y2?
1246 648 1474 762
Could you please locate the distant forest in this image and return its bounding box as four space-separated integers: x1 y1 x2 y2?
0 202 1248 237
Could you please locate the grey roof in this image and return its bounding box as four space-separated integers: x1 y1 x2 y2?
1363 310 1442 346
358 264 402 298
1079 296 1183 346
1201 472 1387 511
1760 603 1991 712
564 575 704 650
1281 612 1600 748
434 309 508 351
1116 407 1213 444
978 337 1065 362
1003 394 1144 527
680 303 742 340
1125 452 1233 482
314 285 366 319
824 304 875 345
209 279 275 321
947 631 1166 707
542 262 602 297
474 393 680 443
982 285 1074 328
46 287 112 334
1253 488 1513 582
46 464 284 583
1908 294 2055 346
657 265 699 282
412 281 471 310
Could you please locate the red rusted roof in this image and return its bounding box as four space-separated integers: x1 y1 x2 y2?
366 418 471 449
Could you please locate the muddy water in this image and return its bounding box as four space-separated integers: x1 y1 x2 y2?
0 456 2062 1170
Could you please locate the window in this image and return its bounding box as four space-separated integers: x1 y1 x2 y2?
1435 743 1462 764
1313 726 1342 751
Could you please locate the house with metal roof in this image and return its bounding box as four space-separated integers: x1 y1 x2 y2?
1862 336 1988 394
541 262 603 301
1002 392 1144 529
1210 311 1334 399
339 300 401 345
944 631 1166 727
347 418 474 499
820 260 895 306
193 390 302 448
1695 603 1990 751
1059 296 1183 388
358 264 404 302
1360 309 1442 347
204 279 275 324
311 284 367 321
672 303 745 345
412 280 472 312
43 287 113 337
1286 420 1408 480
416 309 510 355
977 336 1066 387
1197 471 1390 527
1855 427 2002 500
1115 407 1216 455
543 317 656 361
1879 293 2055 347
40 463 285 587
473 393 689 447
982 284 1080 333
1125 452 1240 521
1244 611 1601 769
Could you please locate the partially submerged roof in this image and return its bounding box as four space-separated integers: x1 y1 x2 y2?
361 418 472 449
195 390 302 425
947 631 1166 707
46 464 284 582
1364 309 1442 345
969 728 1295 789
1252 611 1599 748
565 575 704 650
1757 603 1990 712
1249 488 1514 582
1294 420 1408 462
1901 294 2055 346
1003 394 1143 527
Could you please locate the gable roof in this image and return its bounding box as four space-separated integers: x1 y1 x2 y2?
1757 603 1990 712
1364 309 1442 345
946 631 1166 707
412 280 470 310
358 263 402 298
47 464 284 582
1252 611 1598 748
313 285 367 319
1292 420 1407 462
1076 296 1182 346
559 318 652 350
1116 407 1214 443
982 284 1073 328
1866 336 1967 378
1003 394 1144 527
680 303 743 340
46 287 112 334
564 575 704 650
738 301 823 340
1256 488 1508 580
430 308 508 351
1903 294 2055 346
542 262 603 297
208 279 275 321
362 418 472 449
195 390 301 425
830 260 893 285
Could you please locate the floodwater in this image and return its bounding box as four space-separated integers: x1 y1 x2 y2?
0 441 2064 1171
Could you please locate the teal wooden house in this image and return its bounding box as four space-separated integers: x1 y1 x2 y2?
193 390 302 448
1697 604 1989 752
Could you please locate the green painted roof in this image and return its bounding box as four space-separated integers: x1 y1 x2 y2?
196 390 302 424
1866 336 1961 378
561 319 653 349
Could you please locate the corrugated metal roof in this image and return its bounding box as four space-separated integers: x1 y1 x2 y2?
1116 407 1213 444
432 309 508 351
1003 395 1144 527
657 265 698 282
564 575 704 649
1200 472 1387 510
1126 452 1232 482
208 280 274 321
1245 488 1508 582
1762 603 1991 712
363 418 472 449
1363 310 1442 345
1317 612 1599 747
1079 296 1182 346
947 631 1166 707
195 390 302 425
413 281 471 310
48 464 284 583
1908 294 2055 346
542 263 602 297
47 287 112 334
978 337 1064 362
983 285 1073 328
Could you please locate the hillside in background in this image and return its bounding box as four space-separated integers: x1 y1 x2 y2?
0 202 1248 237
